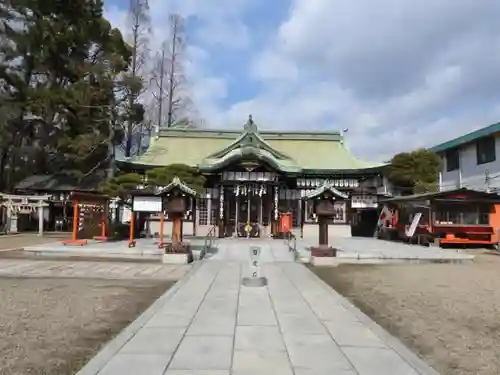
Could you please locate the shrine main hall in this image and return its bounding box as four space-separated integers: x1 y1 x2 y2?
119 117 389 238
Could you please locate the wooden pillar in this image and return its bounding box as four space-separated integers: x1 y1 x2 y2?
318 215 328 246
219 185 224 238
158 212 165 248
172 213 181 246
72 200 79 242
234 193 239 237
192 197 197 236
128 212 136 247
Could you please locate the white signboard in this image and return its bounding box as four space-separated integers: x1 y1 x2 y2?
132 196 162 212
351 195 378 208
405 212 422 238
249 246 261 278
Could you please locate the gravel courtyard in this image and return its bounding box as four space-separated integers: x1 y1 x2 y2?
0 277 174 375
311 254 500 375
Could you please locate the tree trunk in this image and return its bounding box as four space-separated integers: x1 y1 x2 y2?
166 20 178 128
0 148 10 191
125 24 139 157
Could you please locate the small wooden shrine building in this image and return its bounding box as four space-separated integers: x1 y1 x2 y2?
380 188 500 246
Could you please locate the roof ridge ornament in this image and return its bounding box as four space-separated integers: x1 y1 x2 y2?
244 114 258 133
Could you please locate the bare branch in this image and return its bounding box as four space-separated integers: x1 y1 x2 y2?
147 13 202 130
126 0 152 77
123 0 152 157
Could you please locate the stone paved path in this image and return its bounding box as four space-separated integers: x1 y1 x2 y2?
0 259 192 280
77 239 439 375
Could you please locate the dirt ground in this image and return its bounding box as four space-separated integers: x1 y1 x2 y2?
311 254 500 375
0 277 173 375
0 233 68 251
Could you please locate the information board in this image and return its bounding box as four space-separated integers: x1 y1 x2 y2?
132 196 162 212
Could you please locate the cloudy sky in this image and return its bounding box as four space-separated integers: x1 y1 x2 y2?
105 0 500 162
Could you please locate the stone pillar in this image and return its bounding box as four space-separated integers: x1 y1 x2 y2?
6 201 18 233
38 205 44 236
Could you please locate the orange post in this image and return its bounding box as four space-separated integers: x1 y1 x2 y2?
72 200 78 241
93 206 108 241
158 212 165 248
128 212 136 247
62 199 88 246
280 212 292 233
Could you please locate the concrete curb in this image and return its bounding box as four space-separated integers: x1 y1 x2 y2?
75 261 204 375
302 264 442 375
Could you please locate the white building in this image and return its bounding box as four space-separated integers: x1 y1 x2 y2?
430 122 500 192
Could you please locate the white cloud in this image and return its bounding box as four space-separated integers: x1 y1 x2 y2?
106 0 500 161
228 0 500 160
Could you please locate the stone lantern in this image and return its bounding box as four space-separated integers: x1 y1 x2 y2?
302 182 349 256
158 177 198 260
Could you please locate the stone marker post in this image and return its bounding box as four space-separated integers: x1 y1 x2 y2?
241 246 267 287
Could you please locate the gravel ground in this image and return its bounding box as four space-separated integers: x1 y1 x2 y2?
0 278 173 375
0 233 67 251
311 254 500 375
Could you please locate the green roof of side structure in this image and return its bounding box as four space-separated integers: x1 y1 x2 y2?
428 121 500 154
120 117 386 173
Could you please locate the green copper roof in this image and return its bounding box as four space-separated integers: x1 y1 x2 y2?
198 116 301 173
429 121 500 153
122 117 385 172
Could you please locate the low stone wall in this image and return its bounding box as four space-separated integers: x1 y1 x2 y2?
148 219 195 237
302 223 352 240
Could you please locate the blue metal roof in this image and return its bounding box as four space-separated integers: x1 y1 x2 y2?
428 121 500 153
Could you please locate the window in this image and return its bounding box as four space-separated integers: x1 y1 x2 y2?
198 198 208 225
434 204 489 225
445 148 460 172
476 136 496 165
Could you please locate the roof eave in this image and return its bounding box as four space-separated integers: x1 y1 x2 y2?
429 122 500 153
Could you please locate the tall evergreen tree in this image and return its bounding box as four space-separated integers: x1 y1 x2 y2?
0 0 144 190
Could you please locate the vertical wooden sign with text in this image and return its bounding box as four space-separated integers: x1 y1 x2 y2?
249 246 261 278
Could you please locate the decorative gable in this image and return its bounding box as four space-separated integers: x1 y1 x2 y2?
302 182 349 200
199 115 301 173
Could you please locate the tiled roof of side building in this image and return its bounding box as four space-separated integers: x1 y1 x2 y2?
428 121 500 153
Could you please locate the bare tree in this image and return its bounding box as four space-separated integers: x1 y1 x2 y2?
150 13 195 131
124 0 151 157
